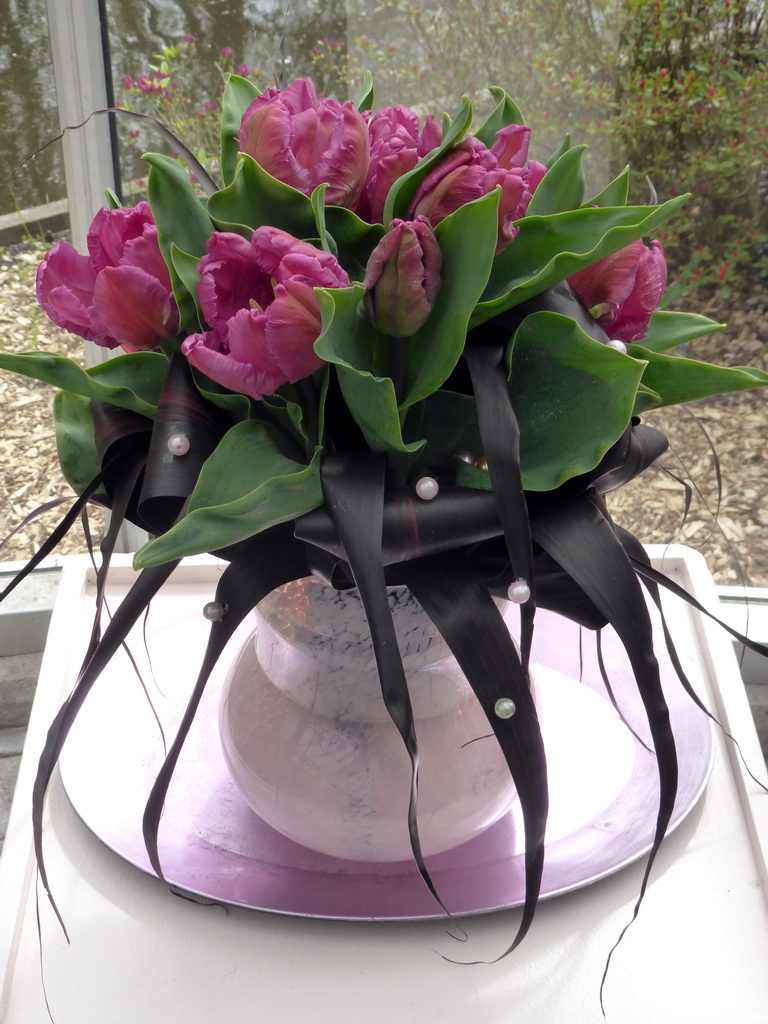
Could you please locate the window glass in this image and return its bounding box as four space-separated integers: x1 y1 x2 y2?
0 0 65 213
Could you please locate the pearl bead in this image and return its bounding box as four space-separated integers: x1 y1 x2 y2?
507 579 531 604
203 601 227 621
415 476 439 500
606 339 627 354
474 456 489 472
454 450 475 464
167 432 190 456
494 697 516 719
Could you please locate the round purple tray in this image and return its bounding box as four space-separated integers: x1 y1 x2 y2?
60 608 713 920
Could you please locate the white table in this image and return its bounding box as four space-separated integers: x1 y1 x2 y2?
1 547 767 1024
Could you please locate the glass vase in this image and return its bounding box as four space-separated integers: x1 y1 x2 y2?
219 578 526 862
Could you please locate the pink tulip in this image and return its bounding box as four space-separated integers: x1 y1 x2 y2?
357 105 442 223
36 201 179 351
407 132 537 253
567 240 667 342
364 217 441 336
181 228 350 399
239 78 370 209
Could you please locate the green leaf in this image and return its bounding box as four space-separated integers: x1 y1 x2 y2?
507 312 647 490
0 351 167 417
324 206 385 276
310 184 337 256
314 286 423 456
455 460 494 491
632 383 662 414
628 346 768 406
104 188 121 210
525 145 587 217
471 196 688 327
145 153 215 333
220 73 260 186
474 87 525 149
584 166 630 208
384 96 474 223
401 190 499 408
639 311 724 352
133 423 324 567
545 134 571 169
407 390 482 477
207 153 316 238
53 392 103 494
353 71 374 112
170 245 205 331
190 367 253 423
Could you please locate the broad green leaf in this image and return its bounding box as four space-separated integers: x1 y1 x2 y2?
133 423 324 567
0 351 167 417
400 190 499 408
53 391 104 494
353 71 374 112
628 346 768 406
220 74 260 186
336 365 425 456
324 206 385 276
639 311 724 352
145 153 215 333
170 244 205 331
584 166 630 208
314 284 372 370
471 196 688 326
525 145 587 217
474 87 525 149
384 96 474 223
507 312 647 490
207 153 316 238
314 286 423 455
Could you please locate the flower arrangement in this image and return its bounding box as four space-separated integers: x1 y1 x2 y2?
2 72 767 963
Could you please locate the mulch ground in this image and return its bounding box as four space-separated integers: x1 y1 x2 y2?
1 240 767 586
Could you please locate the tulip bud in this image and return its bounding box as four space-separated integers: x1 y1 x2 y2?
363 217 441 337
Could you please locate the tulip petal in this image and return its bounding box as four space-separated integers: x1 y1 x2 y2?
87 201 155 272
265 280 326 381
239 100 311 194
198 232 273 326
182 317 287 400
92 265 179 349
490 125 532 169
36 242 101 340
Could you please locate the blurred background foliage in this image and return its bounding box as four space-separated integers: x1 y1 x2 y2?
2 0 765 306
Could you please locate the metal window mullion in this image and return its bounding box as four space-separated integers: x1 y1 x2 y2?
44 0 116 254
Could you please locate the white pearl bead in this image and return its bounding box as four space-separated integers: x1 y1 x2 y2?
507 579 531 604
454 450 475 464
606 339 627 354
494 697 516 719
415 476 439 500
167 432 191 456
203 601 226 621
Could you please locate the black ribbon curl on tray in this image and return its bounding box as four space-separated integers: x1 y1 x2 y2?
7 288 768 971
